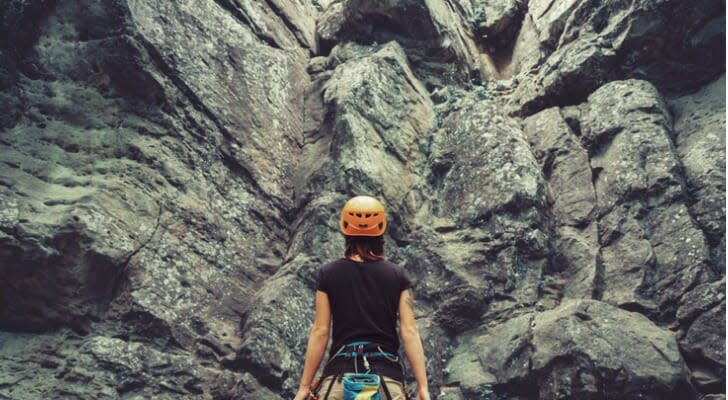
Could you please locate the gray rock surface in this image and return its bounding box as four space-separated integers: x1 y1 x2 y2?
209 0 318 52
316 0 484 81
677 278 726 392
469 0 523 49
130 0 309 206
0 0 724 399
1 0 305 398
522 106 598 299
670 75 726 274
509 0 725 116
523 107 595 227
522 79 717 317
578 80 711 317
0 330 262 399
423 92 549 320
447 300 695 400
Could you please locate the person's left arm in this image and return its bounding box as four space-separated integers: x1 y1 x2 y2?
293 290 331 400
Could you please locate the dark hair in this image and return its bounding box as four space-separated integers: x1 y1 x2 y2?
345 236 384 262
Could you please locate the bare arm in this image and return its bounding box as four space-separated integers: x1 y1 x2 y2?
399 288 429 398
296 290 331 398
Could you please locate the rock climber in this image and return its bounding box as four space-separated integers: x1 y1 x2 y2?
293 195 430 400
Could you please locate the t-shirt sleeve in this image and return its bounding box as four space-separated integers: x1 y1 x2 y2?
316 268 328 293
399 268 413 291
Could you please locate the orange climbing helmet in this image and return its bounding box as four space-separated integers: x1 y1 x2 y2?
339 195 387 237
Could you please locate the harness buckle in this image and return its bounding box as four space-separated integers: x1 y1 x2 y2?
355 344 367 373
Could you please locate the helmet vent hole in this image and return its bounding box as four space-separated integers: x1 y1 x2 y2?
356 213 362 217
343 221 349 228
378 222 383 229
365 213 371 218
373 213 378 216
348 212 354 216
359 224 368 228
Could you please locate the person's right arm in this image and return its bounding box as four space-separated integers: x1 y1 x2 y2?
399 288 430 400
293 290 331 400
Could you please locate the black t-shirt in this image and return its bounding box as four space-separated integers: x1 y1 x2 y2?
316 258 412 379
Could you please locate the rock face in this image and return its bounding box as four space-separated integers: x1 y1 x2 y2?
670 76 727 274
446 300 694 400
677 278 726 393
316 0 482 79
509 0 725 116
0 0 724 399
578 80 710 318
1 0 309 398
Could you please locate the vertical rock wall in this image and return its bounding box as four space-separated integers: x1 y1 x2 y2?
0 0 724 399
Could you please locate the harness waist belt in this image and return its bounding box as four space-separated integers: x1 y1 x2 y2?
335 351 397 359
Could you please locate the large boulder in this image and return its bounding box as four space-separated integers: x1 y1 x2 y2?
522 107 595 227
521 79 713 316
446 299 695 399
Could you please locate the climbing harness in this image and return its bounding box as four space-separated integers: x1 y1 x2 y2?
332 341 400 373
309 341 407 400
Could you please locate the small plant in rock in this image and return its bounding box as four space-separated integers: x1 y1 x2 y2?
443 64 457 83
447 89 460 104
474 85 488 100
311 0 325 12
470 6 487 32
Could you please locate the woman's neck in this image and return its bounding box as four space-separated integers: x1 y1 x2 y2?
347 254 364 262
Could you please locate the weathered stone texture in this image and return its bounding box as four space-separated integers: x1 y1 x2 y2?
670 75 726 274
0 0 724 399
446 300 695 400
509 0 725 116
